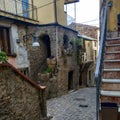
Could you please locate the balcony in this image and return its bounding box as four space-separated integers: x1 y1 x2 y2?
0 0 37 21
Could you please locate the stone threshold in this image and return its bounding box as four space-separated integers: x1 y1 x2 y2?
104 68 120 72
104 60 120 62
101 90 120 97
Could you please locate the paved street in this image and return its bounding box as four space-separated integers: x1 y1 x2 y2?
47 87 96 120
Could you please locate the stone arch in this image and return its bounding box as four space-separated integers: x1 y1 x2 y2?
39 33 51 58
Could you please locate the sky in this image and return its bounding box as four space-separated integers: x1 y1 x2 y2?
75 0 99 27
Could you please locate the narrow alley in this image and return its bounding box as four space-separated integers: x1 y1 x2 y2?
47 87 96 120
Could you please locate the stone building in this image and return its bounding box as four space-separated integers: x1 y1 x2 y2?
69 23 99 87
77 35 98 87
0 0 80 102
26 24 79 98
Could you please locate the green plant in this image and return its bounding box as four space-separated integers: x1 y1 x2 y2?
42 67 52 74
0 51 8 62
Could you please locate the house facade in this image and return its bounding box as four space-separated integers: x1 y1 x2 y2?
77 35 98 87
0 0 80 99
69 23 99 87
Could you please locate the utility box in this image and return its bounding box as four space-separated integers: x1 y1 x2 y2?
101 102 118 120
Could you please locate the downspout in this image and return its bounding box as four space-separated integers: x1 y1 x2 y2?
54 0 58 62
54 0 57 23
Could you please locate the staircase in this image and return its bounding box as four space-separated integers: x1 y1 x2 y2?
94 1 120 120
101 38 120 104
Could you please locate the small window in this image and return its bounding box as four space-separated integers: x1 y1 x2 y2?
94 41 97 47
0 27 11 54
63 34 69 49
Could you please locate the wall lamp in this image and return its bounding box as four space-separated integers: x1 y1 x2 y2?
32 35 40 47
22 33 40 47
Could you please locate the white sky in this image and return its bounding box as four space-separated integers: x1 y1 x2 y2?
76 0 99 27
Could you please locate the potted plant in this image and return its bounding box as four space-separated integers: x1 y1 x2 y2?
0 51 8 63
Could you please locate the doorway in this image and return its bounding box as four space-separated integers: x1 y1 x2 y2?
40 34 51 58
68 71 73 90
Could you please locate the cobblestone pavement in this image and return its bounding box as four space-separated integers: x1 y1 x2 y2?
47 87 96 120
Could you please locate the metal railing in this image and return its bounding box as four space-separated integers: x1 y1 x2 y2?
95 1 112 120
0 0 37 20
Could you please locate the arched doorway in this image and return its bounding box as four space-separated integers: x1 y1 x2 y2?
40 34 51 58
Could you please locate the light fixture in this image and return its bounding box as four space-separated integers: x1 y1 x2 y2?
22 33 40 47
32 36 40 47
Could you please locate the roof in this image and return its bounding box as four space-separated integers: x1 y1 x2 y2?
64 0 79 4
77 34 97 41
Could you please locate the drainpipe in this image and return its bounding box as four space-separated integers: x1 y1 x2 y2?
54 0 57 23
54 0 58 63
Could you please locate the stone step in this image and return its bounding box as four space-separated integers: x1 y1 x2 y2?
101 90 120 97
102 79 120 83
103 70 120 79
104 60 120 69
104 68 120 72
106 38 120 45
102 83 120 91
104 52 120 60
106 45 120 52
101 95 120 104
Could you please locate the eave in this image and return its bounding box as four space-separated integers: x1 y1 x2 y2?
64 0 79 4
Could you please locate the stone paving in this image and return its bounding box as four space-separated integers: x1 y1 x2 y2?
47 87 96 120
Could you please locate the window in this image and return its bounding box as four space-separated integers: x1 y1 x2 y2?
94 41 97 47
0 27 11 54
63 34 69 49
22 0 29 18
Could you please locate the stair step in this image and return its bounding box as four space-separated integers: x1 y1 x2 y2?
106 44 120 47
106 37 120 40
103 71 120 79
106 51 120 54
104 60 120 62
104 60 120 69
102 79 120 83
101 90 120 97
102 83 120 91
104 53 120 60
104 69 120 71
101 96 120 104
106 38 120 45
106 45 120 52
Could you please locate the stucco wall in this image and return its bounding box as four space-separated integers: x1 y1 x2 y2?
34 0 55 24
107 0 120 32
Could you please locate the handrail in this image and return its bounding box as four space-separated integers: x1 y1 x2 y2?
95 3 107 120
0 62 47 118
0 62 46 90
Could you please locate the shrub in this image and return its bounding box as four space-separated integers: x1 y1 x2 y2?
0 51 8 62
